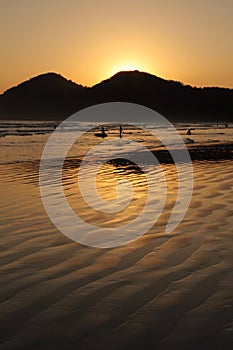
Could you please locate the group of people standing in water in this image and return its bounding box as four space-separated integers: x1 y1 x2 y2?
95 125 123 138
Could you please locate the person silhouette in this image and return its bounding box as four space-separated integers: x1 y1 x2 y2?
95 126 107 138
119 125 123 138
101 126 107 137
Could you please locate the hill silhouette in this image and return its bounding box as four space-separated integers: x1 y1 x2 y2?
0 71 232 122
0 73 87 119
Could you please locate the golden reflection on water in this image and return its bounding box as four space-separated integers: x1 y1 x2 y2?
63 162 148 228
62 157 180 233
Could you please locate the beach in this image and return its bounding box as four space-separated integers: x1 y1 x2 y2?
0 122 233 349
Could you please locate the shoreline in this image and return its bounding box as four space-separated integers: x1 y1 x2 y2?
152 142 233 163
0 142 233 167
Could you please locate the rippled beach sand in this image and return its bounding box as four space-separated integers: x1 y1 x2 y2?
0 159 233 350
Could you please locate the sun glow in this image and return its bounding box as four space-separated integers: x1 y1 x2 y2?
109 62 145 77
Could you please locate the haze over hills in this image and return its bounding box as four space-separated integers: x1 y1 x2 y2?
0 71 232 122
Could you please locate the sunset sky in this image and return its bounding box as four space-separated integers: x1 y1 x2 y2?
0 0 233 93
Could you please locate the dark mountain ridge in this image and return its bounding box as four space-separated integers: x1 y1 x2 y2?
0 73 87 119
0 71 232 122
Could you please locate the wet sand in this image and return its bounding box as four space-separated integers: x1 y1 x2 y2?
153 142 233 163
0 158 233 350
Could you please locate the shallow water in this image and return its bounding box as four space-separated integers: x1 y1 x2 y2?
0 159 233 349
0 120 233 349
0 120 233 164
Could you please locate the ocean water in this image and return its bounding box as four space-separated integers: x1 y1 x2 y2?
0 119 196 247
0 121 233 348
0 120 232 164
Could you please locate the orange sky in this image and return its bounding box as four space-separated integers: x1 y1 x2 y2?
0 0 233 93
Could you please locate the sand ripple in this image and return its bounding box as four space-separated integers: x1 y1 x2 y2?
0 161 233 349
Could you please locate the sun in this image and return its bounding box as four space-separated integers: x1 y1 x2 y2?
109 62 144 76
